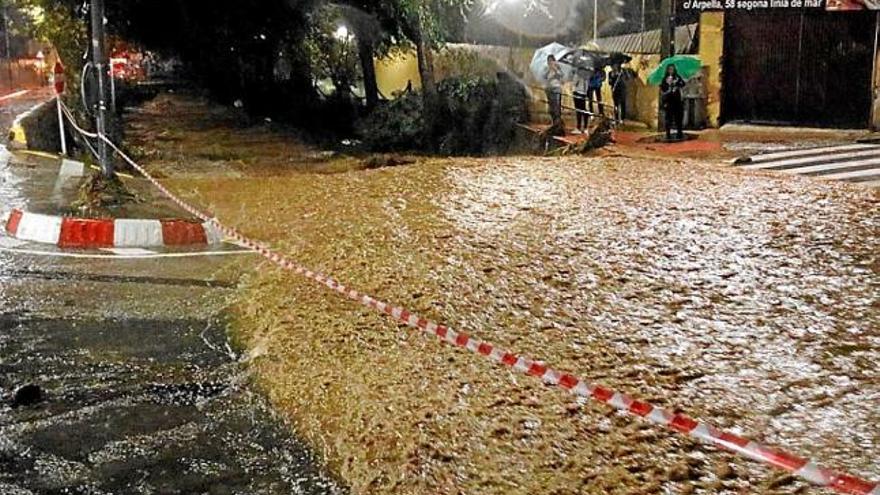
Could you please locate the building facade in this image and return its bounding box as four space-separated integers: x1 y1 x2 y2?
700 10 880 129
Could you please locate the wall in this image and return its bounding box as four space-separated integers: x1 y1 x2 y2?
698 12 725 128
374 52 421 98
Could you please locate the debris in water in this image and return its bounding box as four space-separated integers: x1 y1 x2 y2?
12 384 43 408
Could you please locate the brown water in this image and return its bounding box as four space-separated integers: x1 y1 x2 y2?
128 93 879 495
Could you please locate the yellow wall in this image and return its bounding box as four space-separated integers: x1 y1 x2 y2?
598 54 662 129
699 12 725 128
375 52 421 98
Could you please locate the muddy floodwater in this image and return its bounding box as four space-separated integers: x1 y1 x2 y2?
123 94 879 495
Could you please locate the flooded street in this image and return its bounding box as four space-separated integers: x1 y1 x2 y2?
125 94 878 494
0 95 343 494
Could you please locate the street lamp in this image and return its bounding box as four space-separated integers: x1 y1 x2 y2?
334 25 351 42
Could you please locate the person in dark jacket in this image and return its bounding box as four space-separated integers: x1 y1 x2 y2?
572 67 590 134
660 64 686 140
587 68 605 115
608 63 628 122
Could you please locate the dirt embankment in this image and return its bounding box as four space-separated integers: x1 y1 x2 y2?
126 93 879 495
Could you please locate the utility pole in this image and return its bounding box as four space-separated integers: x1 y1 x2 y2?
660 0 675 59
89 0 112 177
659 0 676 131
4 4 13 90
593 0 598 42
640 0 646 52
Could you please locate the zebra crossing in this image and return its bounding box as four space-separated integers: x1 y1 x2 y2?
733 143 880 186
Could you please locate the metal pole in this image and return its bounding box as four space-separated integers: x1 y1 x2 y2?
89 0 111 177
109 60 115 112
593 0 598 42
56 97 67 156
641 0 646 52
660 0 674 58
4 5 13 91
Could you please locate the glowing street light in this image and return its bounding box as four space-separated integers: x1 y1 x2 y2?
334 25 351 42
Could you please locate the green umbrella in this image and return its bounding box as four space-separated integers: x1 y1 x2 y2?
647 55 703 86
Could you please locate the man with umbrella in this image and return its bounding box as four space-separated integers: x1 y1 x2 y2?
544 54 565 132
608 63 628 123
531 43 571 134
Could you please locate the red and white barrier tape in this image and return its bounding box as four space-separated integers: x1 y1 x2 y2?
60 102 878 495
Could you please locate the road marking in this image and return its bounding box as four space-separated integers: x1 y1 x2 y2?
0 89 29 102
19 149 62 160
779 157 880 176
100 247 157 256
738 143 876 164
734 143 880 184
740 148 880 170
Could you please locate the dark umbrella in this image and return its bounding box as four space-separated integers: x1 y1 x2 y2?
604 52 633 66
559 48 604 71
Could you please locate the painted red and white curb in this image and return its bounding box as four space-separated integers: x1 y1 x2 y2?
4 208 222 248
60 102 879 495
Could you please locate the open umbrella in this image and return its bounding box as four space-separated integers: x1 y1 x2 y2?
604 52 633 67
530 42 574 84
647 55 703 86
560 48 604 71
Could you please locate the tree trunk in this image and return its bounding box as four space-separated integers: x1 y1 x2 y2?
414 36 436 97
356 36 379 110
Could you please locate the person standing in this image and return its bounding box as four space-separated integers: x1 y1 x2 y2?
660 64 686 140
544 54 564 132
587 67 605 115
608 63 628 122
572 67 590 134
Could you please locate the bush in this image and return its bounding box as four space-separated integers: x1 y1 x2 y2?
357 91 426 152
357 74 529 156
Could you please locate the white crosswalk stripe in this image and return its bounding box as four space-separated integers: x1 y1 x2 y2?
734 143 880 185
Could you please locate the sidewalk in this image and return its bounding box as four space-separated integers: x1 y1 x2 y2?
613 124 875 160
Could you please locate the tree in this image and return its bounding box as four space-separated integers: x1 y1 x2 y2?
339 5 382 109
11 0 87 101
340 0 471 101
305 4 361 100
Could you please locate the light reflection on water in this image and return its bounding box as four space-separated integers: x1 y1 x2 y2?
438 156 878 477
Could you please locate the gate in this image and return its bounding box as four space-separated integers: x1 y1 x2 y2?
722 11 876 128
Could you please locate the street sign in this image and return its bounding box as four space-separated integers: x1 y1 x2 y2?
53 61 65 95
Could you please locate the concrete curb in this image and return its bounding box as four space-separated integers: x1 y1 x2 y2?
4 208 222 248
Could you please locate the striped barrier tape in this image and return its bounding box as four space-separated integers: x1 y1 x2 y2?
59 101 878 495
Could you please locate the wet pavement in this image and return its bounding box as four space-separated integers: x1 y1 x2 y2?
0 94 343 494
